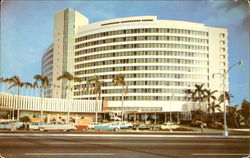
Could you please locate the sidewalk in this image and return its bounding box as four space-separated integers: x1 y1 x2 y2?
0 129 249 136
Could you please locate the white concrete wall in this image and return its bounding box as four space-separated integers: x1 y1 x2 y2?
0 93 102 113
208 27 228 111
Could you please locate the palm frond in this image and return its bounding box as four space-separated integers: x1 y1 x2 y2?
74 77 81 82
23 82 33 88
8 83 18 90
57 72 74 81
33 81 38 88
34 74 42 80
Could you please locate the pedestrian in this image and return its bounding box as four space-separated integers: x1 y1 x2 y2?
24 122 28 131
200 124 204 133
12 122 16 131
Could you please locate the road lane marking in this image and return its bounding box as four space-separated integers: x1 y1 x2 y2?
25 153 114 156
0 134 249 139
192 153 249 156
44 142 223 146
46 142 113 145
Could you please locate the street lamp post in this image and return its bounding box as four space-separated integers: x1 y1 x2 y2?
212 60 243 136
170 93 174 122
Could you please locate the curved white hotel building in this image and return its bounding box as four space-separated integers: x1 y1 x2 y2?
41 8 228 115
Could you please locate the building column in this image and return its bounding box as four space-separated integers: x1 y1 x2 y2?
56 114 59 122
154 113 156 124
177 112 180 124
165 112 167 123
75 114 78 124
47 113 50 123
134 113 136 122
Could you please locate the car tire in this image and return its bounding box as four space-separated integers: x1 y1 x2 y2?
114 128 119 131
39 128 45 132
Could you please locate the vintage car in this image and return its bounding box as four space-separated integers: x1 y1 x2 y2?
191 120 207 128
38 121 76 132
95 123 120 131
210 122 223 129
161 122 179 130
75 124 89 130
111 121 133 129
132 124 151 130
87 122 102 129
0 120 23 130
29 122 44 130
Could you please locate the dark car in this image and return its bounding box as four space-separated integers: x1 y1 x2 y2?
132 124 150 130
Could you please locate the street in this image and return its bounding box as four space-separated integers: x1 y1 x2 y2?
0 134 249 158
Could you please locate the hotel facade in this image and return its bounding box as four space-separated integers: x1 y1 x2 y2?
0 8 228 121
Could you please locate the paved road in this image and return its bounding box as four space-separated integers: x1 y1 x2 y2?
0 134 249 158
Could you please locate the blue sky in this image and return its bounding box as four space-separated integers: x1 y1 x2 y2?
1 0 249 105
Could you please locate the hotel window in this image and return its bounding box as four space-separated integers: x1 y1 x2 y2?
220 48 225 52
220 62 225 66
220 40 225 45
219 33 225 38
220 55 225 59
220 69 226 73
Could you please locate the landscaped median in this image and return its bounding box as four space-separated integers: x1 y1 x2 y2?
0 125 249 136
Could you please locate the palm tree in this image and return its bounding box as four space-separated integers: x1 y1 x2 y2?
112 74 128 122
208 101 221 122
204 89 217 122
4 76 24 121
184 84 206 121
32 81 39 97
0 77 4 92
57 72 81 98
23 82 33 96
218 91 233 106
87 75 103 123
184 84 206 110
239 100 250 127
3 77 15 120
192 84 207 110
34 75 49 122
57 72 81 123
204 89 217 106
226 105 240 128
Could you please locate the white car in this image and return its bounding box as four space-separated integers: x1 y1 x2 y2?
87 122 101 129
111 122 133 129
95 123 121 131
38 121 76 132
0 121 23 130
161 122 179 130
29 122 44 130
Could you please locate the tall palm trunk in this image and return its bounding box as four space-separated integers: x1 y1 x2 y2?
67 80 72 124
121 85 124 122
40 87 44 122
95 93 98 123
199 96 203 121
17 87 21 121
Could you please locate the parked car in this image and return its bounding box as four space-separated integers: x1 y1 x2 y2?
0 121 23 130
95 123 120 131
210 122 223 129
75 124 88 130
87 122 102 129
191 120 207 128
110 116 121 121
161 122 179 130
111 122 133 129
132 124 151 130
29 122 44 130
38 121 76 132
